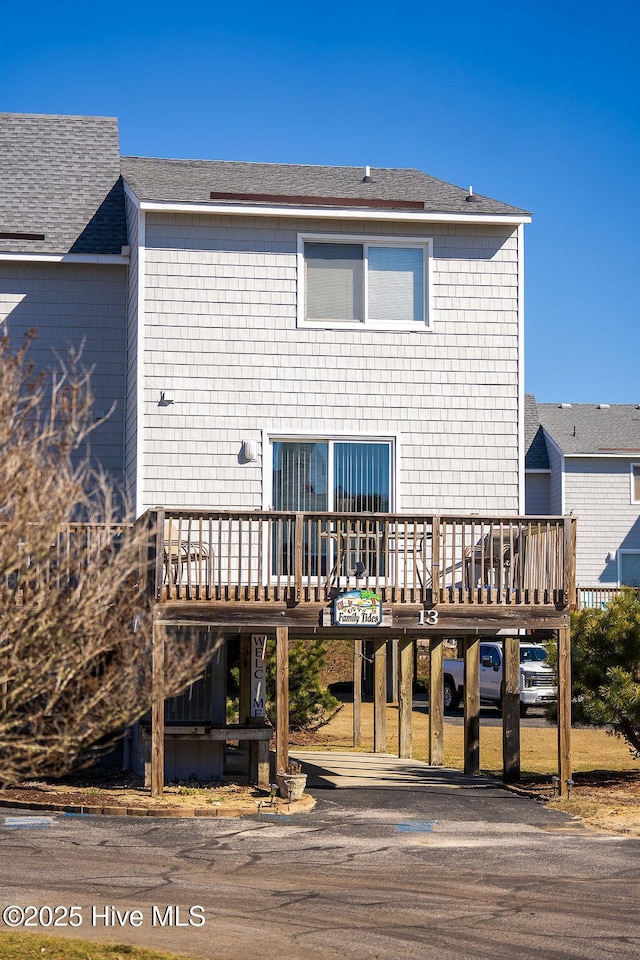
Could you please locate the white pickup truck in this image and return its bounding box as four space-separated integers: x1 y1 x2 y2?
443 641 556 716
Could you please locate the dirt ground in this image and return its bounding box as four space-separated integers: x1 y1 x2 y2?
0 773 277 814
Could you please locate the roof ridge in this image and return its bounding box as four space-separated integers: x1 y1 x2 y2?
0 112 117 122
122 155 423 173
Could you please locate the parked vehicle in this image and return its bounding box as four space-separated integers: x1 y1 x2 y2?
443 641 556 716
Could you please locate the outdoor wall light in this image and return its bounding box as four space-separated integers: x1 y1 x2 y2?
606 550 617 564
241 439 257 462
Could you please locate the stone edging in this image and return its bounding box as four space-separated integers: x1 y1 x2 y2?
0 793 316 819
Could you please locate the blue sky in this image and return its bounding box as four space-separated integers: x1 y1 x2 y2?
2 0 638 402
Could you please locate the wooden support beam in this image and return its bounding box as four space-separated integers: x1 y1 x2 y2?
276 626 289 774
557 626 572 798
398 637 413 759
238 635 251 723
353 639 363 749
373 638 387 753
252 739 270 788
463 636 480 775
502 635 521 782
428 636 444 766
387 638 399 703
151 623 165 798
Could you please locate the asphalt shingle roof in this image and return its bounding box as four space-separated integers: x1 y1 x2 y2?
530 397 640 457
1 112 529 256
121 156 530 216
0 113 126 255
525 394 550 469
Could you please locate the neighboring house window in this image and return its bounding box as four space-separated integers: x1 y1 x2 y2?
632 464 640 503
270 438 393 576
298 234 431 330
620 551 640 587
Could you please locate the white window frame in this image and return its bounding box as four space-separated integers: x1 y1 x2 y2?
263 432 398 585
263 432 398 511
631 463 640 504
618 549 640 587
297 232 433 332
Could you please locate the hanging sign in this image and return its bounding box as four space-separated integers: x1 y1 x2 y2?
250 634 267 717
333 589 383 627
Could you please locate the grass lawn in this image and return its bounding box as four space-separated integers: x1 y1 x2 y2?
0 932 191 960
292 700 640 835
297 700 635 775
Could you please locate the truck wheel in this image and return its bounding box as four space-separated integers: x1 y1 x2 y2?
519 703 528 717
444 678 459 713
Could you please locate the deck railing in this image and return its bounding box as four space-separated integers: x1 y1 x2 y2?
151 509 576 607
1 522 133 603
576 586 622 610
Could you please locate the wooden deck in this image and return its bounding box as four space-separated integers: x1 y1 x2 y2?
3 509 579 797
147 508 577 631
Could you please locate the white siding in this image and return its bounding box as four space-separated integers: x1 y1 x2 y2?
565 458 640 585
0 260 127 483
139 213 521 514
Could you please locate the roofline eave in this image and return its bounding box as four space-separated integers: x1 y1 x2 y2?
129 196 531 225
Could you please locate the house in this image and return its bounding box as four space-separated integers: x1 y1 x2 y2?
1 112 576 794
1 112 530 518
525 394 640 593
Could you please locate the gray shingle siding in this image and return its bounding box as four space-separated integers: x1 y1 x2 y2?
0 113 126 255
138 211 521 513
0 260 127 483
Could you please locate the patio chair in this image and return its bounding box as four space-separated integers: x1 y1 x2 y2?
163 519 210 585
464 529 514 590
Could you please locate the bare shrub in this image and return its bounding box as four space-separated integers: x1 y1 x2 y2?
0 335 207 785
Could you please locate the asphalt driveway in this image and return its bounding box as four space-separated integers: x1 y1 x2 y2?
1 754 639 960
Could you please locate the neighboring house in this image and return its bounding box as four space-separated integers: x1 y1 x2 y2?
0 113 129 486
526 394 640 588
1 112 531 521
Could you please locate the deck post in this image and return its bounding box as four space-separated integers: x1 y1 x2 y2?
428 636 444 766
557 626 572 798
502 635 521 782
373 637 387 753
276 626 289 774
387 638 399 703
150 622 165 798
398 637 413 758
463 635 480 775
353 639 363 748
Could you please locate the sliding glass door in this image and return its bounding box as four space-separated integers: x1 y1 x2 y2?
271 439 391 578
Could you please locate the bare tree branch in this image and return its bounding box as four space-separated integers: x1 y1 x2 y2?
0 334 208 786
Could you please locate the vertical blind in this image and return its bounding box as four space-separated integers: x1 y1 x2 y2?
273 440 390 512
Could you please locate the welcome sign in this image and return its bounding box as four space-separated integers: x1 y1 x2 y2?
333 589 383 627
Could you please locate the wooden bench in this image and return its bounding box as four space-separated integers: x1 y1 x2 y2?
139 722 272 787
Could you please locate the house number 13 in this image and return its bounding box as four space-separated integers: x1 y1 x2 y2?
419 609 439 625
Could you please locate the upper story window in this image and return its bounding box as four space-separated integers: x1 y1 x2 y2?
298 234 432 331
632 464 640 503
